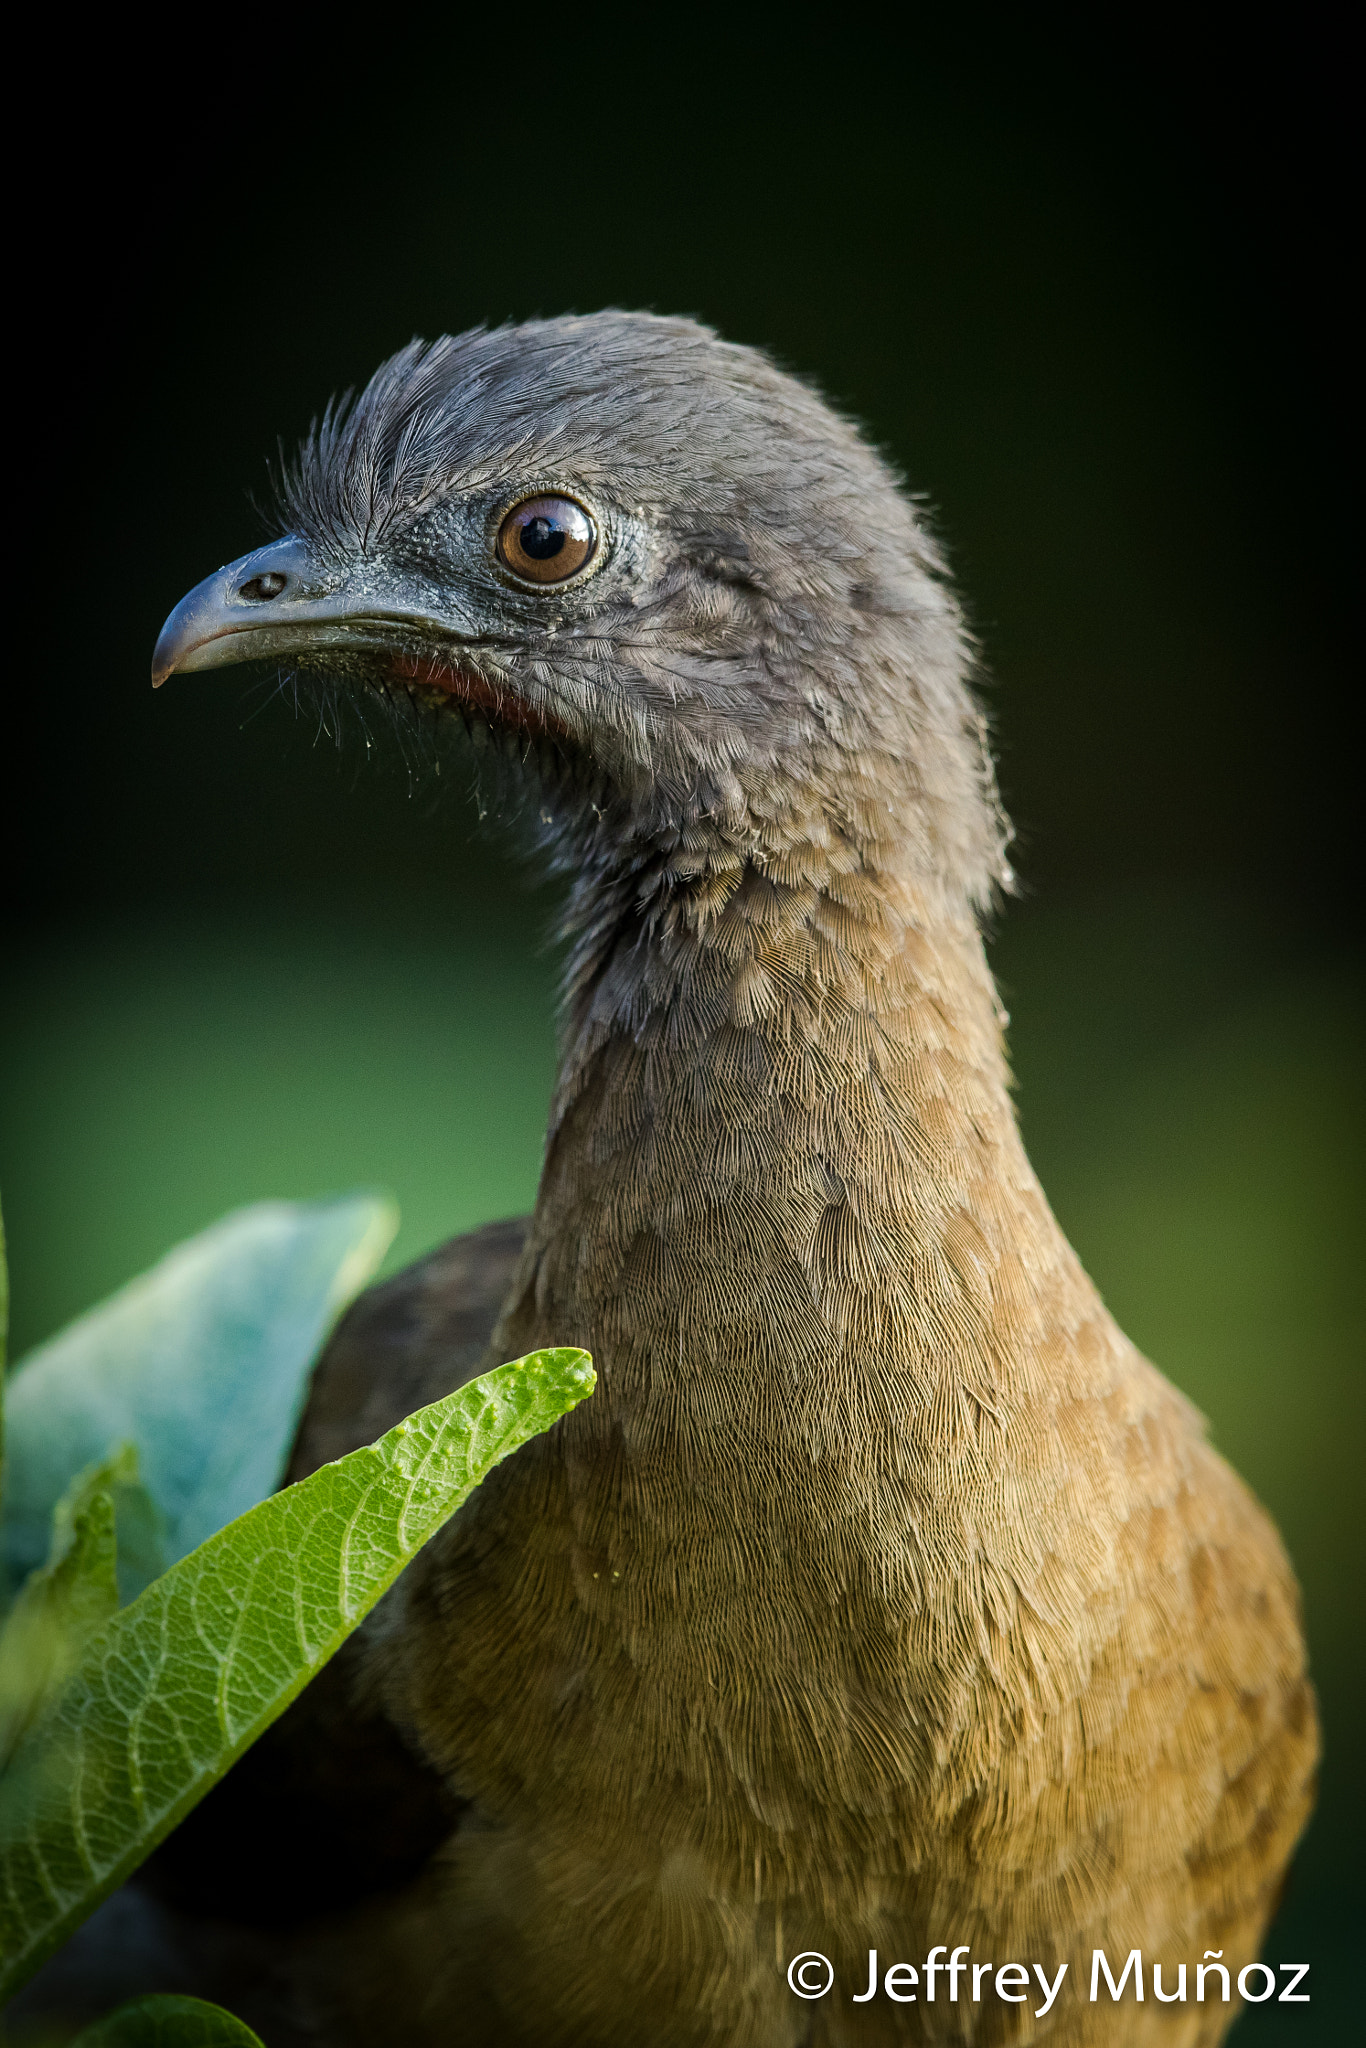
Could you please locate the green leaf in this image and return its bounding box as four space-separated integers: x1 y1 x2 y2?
1 1193 9 1496
69 1992 264 2045
0 1449 130 1773
0 1345 594 1999
1 1195 398 1604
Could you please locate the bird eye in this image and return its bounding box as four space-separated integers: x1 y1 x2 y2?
497 495 597 585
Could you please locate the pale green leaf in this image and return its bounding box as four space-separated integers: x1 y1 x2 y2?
0 1449 133 1773
1 1195 398 1603
0 1346 593 1999
69 1992 264 2045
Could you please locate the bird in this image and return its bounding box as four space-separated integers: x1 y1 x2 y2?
21 313 1316 2047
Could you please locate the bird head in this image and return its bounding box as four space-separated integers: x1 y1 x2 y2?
154 312 1009 914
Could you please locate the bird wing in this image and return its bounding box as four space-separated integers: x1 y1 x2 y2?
151 1214 536 1916
287 1213 532 1481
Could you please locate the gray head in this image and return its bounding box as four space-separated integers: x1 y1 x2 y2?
154 312 1009 916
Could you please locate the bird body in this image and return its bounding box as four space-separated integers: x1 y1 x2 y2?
354 852 1311 2047
23 314 1315 2045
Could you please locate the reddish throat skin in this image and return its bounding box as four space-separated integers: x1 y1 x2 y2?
388 651 567 744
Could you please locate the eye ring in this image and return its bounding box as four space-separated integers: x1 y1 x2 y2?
497 494 598 586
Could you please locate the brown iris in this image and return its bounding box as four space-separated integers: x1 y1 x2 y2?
497 494 597 584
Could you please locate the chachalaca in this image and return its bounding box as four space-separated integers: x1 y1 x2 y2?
22 314 1317 2046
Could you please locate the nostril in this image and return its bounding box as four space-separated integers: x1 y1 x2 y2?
239 571 289 602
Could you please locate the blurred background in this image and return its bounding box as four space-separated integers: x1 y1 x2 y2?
4 20 1358 2034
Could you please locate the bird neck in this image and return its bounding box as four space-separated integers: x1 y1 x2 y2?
492 802 1083 1457
458 803 1137 1829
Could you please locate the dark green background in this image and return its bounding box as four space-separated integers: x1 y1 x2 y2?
5 24 1358 2034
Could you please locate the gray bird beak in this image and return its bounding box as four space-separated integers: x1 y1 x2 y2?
151 535 466 687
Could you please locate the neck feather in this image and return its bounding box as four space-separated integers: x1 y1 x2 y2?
492 795 1084 1469
422 800 1147 1839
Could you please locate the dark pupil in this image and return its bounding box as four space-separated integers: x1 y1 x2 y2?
520 515 566 561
